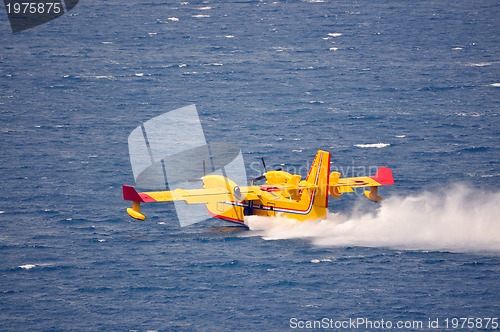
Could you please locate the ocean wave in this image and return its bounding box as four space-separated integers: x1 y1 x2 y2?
18 264 37 270
468 62 492 67
17 263 56 270
93 75 114 80
455 111 483 117
354 143 390 148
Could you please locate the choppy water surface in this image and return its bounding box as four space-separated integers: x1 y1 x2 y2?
0 1 499 331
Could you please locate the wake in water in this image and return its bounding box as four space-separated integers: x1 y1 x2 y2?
244 185 500 253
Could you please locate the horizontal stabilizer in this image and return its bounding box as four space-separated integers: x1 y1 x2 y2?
328 167 394 200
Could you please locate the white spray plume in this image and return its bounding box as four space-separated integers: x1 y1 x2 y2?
244 185 500 253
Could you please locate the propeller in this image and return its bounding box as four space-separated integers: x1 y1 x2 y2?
250 157 284 184
250 157 267 184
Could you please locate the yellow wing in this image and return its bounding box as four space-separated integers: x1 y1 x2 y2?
329 167 394 202
122 175 261 221
123 177 260 205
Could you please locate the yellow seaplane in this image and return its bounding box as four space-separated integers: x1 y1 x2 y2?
123 150 394 225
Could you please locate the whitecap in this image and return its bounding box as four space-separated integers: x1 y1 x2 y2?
311 258 332 263
192 14 210 18
94 75 114 80
198 6 212 10
167 17 179 21
327 33 342 37
134 73 144 77
468 62 491 67
0 211 5 214
329 47 339 51
452 47 463 51
224 35 235 38
395 135 406 138
354 143 390 148
456 111 482 117
19 264 37 270
489 83 500 87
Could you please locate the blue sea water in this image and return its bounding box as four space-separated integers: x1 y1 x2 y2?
1 1 499 331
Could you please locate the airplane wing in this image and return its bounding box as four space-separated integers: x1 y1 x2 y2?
123 184 261 205
330 167 394 202
123 178 263 221
333 166 394 188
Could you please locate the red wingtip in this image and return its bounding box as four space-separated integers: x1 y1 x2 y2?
122 185 144 202
372 167 394 185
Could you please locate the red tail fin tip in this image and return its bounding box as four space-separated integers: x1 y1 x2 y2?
122 185 144 202
372 167 394 185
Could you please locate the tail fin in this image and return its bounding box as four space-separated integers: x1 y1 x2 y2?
364 167 394 202
371 166 394 186
305 150 331 208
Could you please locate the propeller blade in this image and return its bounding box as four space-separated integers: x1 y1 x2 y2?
253 174 266 182
261 157 267 172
